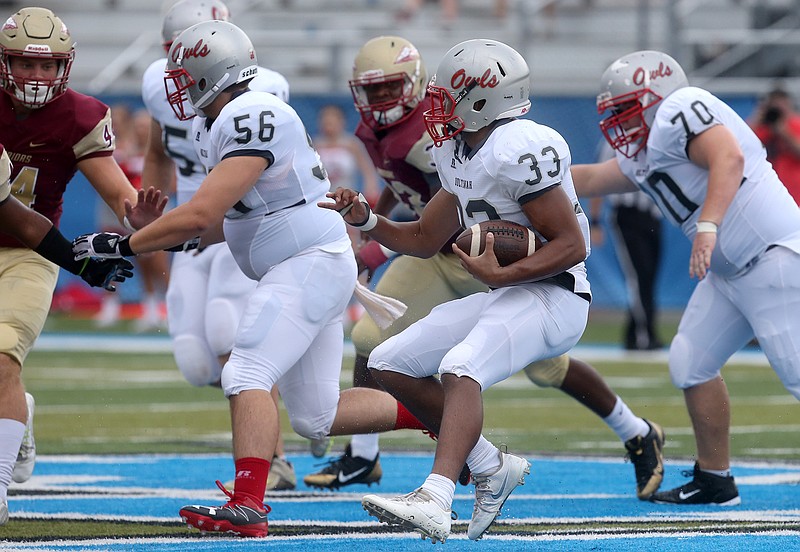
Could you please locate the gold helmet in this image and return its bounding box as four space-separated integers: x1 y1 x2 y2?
349 36 427 130
0 7 74 108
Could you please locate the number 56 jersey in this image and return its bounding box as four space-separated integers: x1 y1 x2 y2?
192 90 349 278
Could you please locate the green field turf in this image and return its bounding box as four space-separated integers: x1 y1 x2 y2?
22 310 799 461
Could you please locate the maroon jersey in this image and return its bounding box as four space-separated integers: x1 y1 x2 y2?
0 89 114 248
355 96 459 250
355 95 438 218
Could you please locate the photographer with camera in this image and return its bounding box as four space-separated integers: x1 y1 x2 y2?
749 86 800 205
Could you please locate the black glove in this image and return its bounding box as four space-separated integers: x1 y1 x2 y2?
77 257 135 291
73 232 134 260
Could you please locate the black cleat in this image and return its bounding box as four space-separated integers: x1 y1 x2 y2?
625 419 665 499
650 462 741 506
303 444 382 489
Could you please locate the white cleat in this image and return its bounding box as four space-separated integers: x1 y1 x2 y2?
12 393 36 484
363 488 452 544
468 451 531 540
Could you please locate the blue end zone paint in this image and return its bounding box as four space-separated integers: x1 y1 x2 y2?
7 454 799 524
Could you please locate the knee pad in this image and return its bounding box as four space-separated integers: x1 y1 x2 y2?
288 410 334 441
173 334 221 387
668 333 721 389
205 298 240 356
523 354 569 388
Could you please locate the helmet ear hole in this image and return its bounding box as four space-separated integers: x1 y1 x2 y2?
197 78 207 91
473 99 486 113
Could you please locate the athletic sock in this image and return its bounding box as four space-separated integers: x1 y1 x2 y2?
350 433 379 461
603 396 650 442
466 436 500 475
233 457 270 506
421 473 455 511
0 419 25 502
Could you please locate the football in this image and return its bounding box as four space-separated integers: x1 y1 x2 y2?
454 220 538 267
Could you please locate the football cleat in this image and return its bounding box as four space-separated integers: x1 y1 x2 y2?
222 456 296 493
303 444 382 489
12 393 36 483
650 462 741 506
179 480 270 537
266 456 296 491
468 451 530 540
624 419 665 499
362 488 454 544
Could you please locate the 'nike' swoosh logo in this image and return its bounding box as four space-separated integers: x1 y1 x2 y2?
678 489 701 500
337 466 368 483
490 472 512 500
29 142 46 148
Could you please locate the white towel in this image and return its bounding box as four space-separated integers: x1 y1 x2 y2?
352 281 407 329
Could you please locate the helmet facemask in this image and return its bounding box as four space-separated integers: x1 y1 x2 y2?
164 64 195 121
424 80 468 146
1 51 73 108
597 89 661 159
350 70 419 130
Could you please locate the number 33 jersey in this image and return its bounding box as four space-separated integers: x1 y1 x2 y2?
432 118 591 296
617 86 800 276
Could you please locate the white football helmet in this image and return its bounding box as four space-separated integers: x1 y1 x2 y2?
165 20 258 120
597 50 689 158
161 0 231 52
350 35 427 130
0 7 74 108
424 39 530 146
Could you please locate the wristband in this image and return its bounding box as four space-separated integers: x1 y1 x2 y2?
695 220 718 234
118 235 135 256
353 211 378 232
34 225 84 275
347 192 379 231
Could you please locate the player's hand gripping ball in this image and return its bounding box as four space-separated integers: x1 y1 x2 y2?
455 220 538 266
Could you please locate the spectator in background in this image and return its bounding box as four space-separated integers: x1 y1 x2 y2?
589 141 663 351
749 86 800 205
95 106 170 332
315 104 381 333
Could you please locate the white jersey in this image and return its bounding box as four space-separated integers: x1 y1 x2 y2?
141 58 290 206
618 86 800 277
193 90 350 279
433 119 591 298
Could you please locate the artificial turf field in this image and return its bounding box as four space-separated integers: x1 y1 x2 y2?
1 312 798 549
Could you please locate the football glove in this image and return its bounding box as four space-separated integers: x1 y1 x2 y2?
78 257 135 292
73 232 133 260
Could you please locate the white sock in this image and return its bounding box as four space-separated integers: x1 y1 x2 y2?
421 473 455 511
602 397 650 442
350 433 379 461
0 419 25 502
466 436 501 475
700 467 731 478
